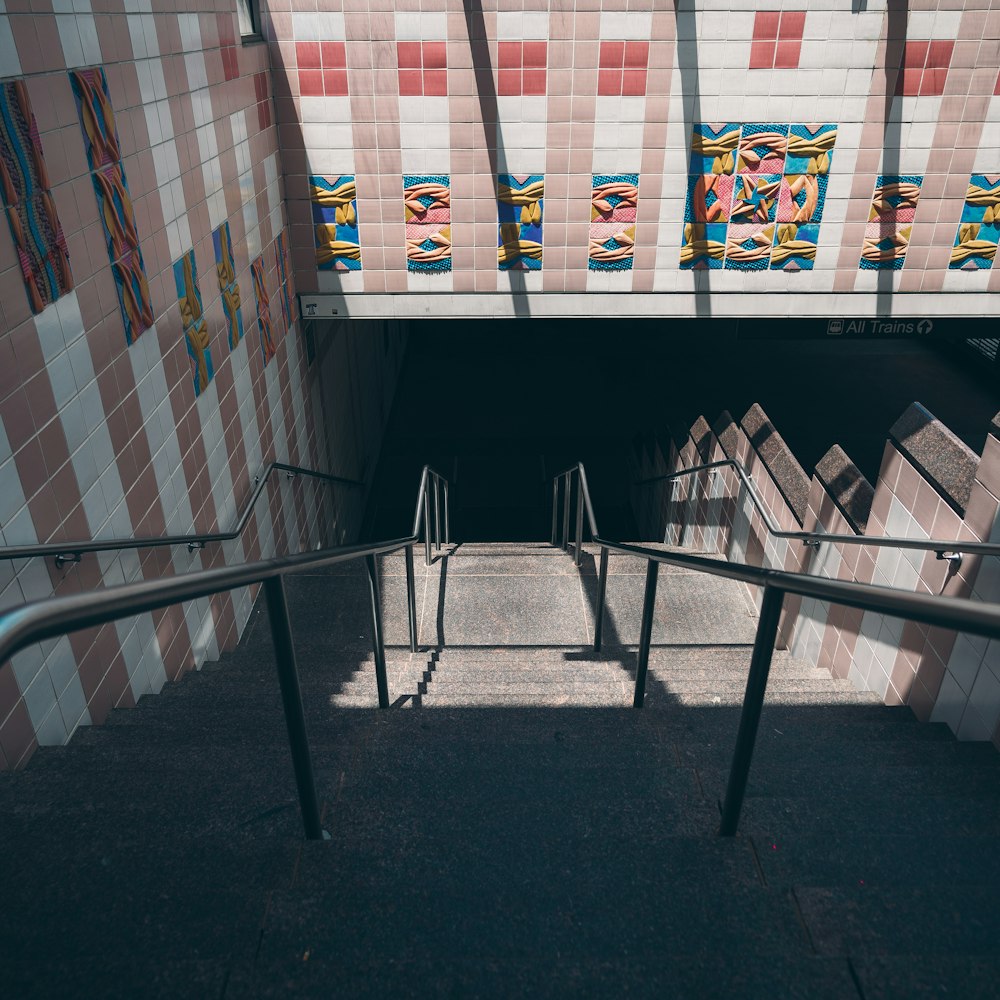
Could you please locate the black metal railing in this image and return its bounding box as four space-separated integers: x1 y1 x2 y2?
636 457 1000 566
553 462 1000 836
0 465 451 841
0 461 365 567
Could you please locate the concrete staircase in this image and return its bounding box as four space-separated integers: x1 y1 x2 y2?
4 542 1000 998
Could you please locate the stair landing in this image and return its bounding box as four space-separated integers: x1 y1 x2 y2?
3 542 1000 998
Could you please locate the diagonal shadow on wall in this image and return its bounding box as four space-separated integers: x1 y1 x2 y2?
464 0 531 319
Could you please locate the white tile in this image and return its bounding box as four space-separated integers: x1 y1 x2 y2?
78 14 101 64
930 669 967 734
0 16 19 76
55 14 85 68
948 634 985 695
599 10 651 40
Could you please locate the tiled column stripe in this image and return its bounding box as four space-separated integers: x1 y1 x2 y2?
833 4 905 288
540 6 570 292
565 9 599 291
911 8 996 292
450 7 494 293
632 11 674 293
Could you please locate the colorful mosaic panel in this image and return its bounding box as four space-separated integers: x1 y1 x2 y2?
0 79 74 313
588 174 638 271
70 67 120 169
689 123 741 176
71 67 152 342
680 223 727 269
112 251 154 346
173 249 214 397
251 255 277 366
213 221 244 351
950 174 1000 271
497 174 543 271
725 224 776 271
274 231 293 328
771 124 837 270
736 124 788 174
312 175 361 271
92 164 140 261
404 175 451 273
681 123 837 272
860 174 922 270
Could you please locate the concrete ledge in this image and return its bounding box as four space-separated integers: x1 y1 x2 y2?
889 403 978 516
690 416 713 464
712 410 741 460
299 291 1000 320
741 404 811 524
815 445 874 534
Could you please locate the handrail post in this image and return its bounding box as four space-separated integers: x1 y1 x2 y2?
423 481 433 567
562 472 572 551
405 543 418 653
263 576 324 840
365 554 390 708
442 479 450 545
594 545 609 652
575 477 585 567
633 559 659 707
719 585 784 836
433 475 442 552
551 476 559 546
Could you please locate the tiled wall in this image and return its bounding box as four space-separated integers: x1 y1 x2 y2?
265 0 1000 316
0 1 406 769
636 401 1000 751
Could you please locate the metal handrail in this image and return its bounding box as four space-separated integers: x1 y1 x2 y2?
636 458 992 565
552 462 1000 837
0 464 451 841
0 461 365 567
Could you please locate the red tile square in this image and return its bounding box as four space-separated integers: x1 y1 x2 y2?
621 69 647 96
599 40 625 69
423 69 447 96
624 41 649 69
298 69 324 96
398 68 422 95
324 69 349 96
397 41 422 69
995 69 1000 96
920 67 949 96
753 11 780 40
778 11 806 40
522 68 547 95
897 67 922 96
296 41 321 68
498 68 521 95
926 40 954 69
523 41 547 68
774 40 801 69
321 41 346 68
498 41 521 69
597 68 622 95
749 40 775 69
904 40 929 68
422 41 447 70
